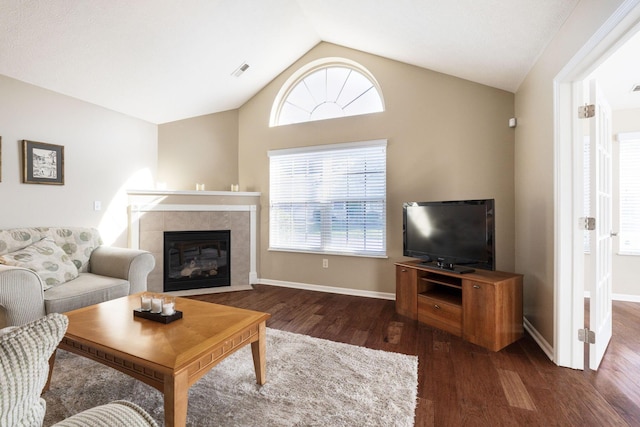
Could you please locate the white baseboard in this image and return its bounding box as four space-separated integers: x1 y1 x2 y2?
614 293 640 302
583 291 640 302
166 285 254 296
523 316 554 361
258 278 396 301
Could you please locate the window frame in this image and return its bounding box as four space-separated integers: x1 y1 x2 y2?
269 57 385 127
268 139 387 258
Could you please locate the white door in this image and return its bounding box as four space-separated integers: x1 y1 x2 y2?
587 79 613 370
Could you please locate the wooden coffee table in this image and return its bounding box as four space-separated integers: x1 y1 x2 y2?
50 293 270 427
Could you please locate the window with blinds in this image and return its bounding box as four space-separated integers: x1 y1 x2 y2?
618 132 640 255
268 140 387 257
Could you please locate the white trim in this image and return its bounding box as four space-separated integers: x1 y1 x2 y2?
268 139 387 157
127 189 261 197
130 204 255 213
553 79 583 368
613 293 640 302
249 207 258 284
584 291 640 303
617 132 640 142
128 203 258 286
267 247 388 259
554 0 640 369
617 251 640 256
523 316 554 361
164 285 254 296
269 57 385 127
258 278 396 301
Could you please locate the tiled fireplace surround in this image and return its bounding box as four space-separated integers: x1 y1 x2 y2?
128 190 260 295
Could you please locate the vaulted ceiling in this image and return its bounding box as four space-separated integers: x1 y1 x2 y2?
0 0 584 124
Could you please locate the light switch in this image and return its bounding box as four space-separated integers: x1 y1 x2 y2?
94 201 102 211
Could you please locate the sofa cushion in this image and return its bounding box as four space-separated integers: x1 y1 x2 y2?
0 228 45 256
0 313 68 427
0 237 79 291
39 227 102 273
44 273 130 314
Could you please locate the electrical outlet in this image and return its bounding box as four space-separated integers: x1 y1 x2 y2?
322 259 328 268
93 201 102 211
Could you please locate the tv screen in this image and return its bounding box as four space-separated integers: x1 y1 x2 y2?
403 199 495 272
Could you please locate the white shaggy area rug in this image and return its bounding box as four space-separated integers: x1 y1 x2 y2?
43 328 418 426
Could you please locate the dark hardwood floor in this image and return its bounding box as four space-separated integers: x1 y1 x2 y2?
189 285 640 426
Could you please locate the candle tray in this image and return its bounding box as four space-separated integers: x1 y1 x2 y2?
133 308 183 324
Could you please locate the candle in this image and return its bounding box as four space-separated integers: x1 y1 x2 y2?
140 293 152 311
150 296 163 313
162 296 176 316
162 302 175 316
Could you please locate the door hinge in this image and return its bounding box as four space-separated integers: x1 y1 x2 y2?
578 328 596 344
578 104 595 119
579 217 596 230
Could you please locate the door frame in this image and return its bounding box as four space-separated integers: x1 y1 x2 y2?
553 0 640 369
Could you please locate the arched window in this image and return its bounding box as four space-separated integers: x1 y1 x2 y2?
270 58 384 126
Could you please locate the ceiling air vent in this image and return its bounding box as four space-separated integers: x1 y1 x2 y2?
632 84 640 92
232 63 250 77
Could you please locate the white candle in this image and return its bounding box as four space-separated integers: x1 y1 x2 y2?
140 295 152 311
151 297 163 313
162 302 175 316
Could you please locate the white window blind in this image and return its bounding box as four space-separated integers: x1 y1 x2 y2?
268 140 387 257
619 133 640 255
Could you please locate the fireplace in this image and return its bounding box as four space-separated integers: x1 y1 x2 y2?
163 230 231 292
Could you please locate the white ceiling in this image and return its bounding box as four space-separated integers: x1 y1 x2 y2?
589 29 640 111
0 0 583 124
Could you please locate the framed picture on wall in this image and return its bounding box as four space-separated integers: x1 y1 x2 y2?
22 140 65 185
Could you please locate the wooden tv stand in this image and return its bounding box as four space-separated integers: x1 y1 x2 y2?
395 260 523 351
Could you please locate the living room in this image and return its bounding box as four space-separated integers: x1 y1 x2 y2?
1 1 640 425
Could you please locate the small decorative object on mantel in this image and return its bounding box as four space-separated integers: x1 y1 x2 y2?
22 140 64 185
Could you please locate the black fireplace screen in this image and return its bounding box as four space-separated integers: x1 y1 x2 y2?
163 230 230 291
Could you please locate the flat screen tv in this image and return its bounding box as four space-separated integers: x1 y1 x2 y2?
403 199 495 273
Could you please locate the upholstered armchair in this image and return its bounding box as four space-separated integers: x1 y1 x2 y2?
0 313 157 427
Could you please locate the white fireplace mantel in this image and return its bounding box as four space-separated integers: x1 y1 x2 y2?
127 189 261 197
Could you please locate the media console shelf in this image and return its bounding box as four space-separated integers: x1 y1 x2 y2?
395 260 523 351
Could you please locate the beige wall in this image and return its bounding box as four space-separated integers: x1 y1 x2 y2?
238 42 515 295
0 74 157 247
515 0 627 344
157 110 238 191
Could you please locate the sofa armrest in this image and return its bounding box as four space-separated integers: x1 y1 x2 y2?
0 265 47 328
89 247 156 294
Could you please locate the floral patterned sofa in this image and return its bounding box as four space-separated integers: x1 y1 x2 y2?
0 227 155 328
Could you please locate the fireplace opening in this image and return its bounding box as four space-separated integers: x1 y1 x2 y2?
163 230 230 292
